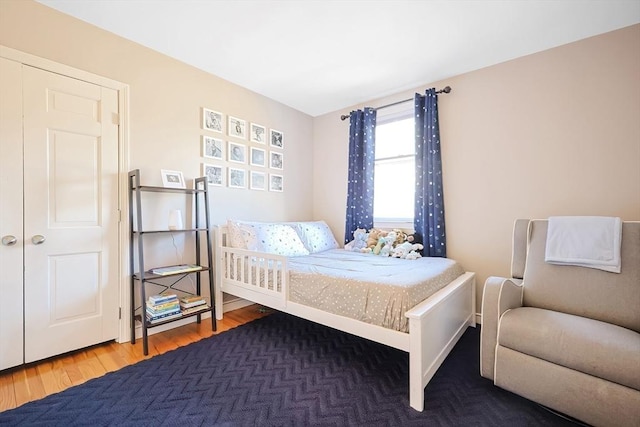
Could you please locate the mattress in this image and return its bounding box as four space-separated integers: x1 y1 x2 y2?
287 249 465 333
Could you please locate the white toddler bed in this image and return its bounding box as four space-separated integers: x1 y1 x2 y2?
214 223 476 411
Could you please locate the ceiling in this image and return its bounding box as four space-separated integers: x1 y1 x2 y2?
37 0 640 117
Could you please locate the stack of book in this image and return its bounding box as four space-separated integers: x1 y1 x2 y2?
179 295 209 315
146 294 181 324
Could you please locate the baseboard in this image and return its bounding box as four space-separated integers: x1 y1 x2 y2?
222 297 254 313
476 313 482 325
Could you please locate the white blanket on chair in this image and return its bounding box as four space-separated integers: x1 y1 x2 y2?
545 216 622 273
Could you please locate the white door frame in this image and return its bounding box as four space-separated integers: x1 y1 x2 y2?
0 45 132 344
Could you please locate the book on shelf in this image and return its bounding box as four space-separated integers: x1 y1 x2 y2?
180 295 206 304
181 305 210 316
147 311 182 324
147 300 180 311
148 293 178 305
150 264 203 276
146 306 180 318
179 295 207 309
146 305 180 317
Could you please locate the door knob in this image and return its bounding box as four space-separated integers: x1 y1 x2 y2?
32 234 46 245
1 235 17 246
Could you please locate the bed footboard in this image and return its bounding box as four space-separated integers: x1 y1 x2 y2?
405 271 476 411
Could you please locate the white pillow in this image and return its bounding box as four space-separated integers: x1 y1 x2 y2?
226 220 259 250
293 221 339 253
255 224 310 256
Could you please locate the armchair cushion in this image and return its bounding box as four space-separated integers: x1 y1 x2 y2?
499 307 640 390
523 220 640 333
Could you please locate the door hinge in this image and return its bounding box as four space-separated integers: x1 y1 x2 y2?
118 209 122 223
119 307 122 320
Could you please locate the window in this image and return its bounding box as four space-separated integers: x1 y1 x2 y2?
374 108 415 228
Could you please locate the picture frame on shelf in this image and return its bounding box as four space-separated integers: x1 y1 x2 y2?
250 123 266 144
202 136 224 160
202 108 223 133
270 151 283 170
228 167 247 189
228 116 247 139
202 163 224 186
160 169 186 189
250 147 266 167
250 171 266 191
270 129 284 149
228 142 246 164
269 174 283 192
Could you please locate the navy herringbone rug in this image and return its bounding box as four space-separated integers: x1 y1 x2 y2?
0 312 579 426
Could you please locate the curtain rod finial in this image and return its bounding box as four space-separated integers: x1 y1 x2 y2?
340 114 350 121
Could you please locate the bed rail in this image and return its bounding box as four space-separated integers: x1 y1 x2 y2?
214 226 288 317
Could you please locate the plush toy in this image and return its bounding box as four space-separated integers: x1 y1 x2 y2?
391 241 424 259
393 229 408 246
367 228 387 252
405 247 423 260
376 231 397 257
345 228 369 252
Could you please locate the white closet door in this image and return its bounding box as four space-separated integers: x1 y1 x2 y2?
0 57 24 370
22 65 120 363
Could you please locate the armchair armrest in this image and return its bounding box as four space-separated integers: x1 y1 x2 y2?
480 276 524 380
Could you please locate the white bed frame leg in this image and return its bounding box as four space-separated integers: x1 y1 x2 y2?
407 272 476 411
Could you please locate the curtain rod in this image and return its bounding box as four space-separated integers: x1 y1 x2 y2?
340 86 451 121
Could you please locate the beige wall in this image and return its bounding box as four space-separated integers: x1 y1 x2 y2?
0 0 314 229
314 24 640 313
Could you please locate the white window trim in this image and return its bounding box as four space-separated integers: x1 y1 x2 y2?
373 219 414 232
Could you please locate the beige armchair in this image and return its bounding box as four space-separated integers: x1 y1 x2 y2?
481 219 640 427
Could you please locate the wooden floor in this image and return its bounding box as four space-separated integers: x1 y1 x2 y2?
0 304 271 413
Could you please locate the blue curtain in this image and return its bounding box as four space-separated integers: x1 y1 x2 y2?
344 108 376 243
414 89 447 257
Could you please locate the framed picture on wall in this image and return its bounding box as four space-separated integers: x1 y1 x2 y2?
202 136 224 160
202 108 223 133
250 147 266 167
228 116 246 139
160 169 186 189
228 142 246 164
269 174 283 192
202 163 224 186
250 171 266 191
270 129 284 149
228 167 246 189
250 123 266 144
270 151 283 170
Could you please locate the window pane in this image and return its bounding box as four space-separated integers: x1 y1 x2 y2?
374 114 415 223
375 118 414 159
374 158 415 220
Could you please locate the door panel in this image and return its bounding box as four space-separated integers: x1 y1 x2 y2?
0 57 24 370
49 130 100 225
22 65 119 363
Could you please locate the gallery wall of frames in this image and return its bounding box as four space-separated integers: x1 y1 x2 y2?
201 108 284 192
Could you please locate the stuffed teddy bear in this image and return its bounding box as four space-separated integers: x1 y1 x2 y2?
367 228 388 252
344 228 369 252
